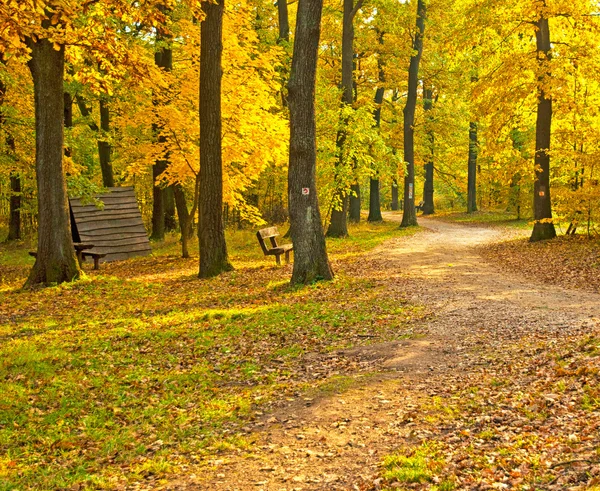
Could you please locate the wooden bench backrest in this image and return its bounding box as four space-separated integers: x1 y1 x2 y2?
257 227 280 254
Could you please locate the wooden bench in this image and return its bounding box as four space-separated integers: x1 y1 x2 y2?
81 251 107 270
256 227 293 265
415 200 425 212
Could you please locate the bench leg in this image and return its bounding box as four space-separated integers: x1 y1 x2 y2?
285 250 291 264
275 254 281 265
93 257 100 270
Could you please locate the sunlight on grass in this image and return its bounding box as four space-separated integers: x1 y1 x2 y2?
0 219 421 489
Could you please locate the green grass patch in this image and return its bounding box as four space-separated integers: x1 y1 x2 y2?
383 442 452 487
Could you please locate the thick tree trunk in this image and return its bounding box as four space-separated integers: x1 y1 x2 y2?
400 0 425 228
467 121 478 213
422 86 434 215
25 36 80 286
326 0 356 237
288 0 333 285
530 14 556 242
199 0 233 277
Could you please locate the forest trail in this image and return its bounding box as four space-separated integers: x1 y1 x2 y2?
189 215 600 491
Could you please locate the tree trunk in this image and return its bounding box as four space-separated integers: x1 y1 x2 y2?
165 186 176 231
400 0 426 228
0 55 21 241
199 0 233 277
7 173 21 241
368 76 385 222
277 0 290 42
151 39 173 240
98 97 114 187
467 121 478 213
64 91 73 157
367 178 382 221
422 86 434 215
288 0 333 285
174 182 195 258
25 36 80 286
326 0 357 237
391 177 399 210
349 183 361 222
530 13 556 242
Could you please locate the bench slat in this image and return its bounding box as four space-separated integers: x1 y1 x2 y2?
257 227 279 239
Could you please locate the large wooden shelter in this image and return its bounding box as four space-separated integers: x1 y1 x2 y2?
69 187 152 263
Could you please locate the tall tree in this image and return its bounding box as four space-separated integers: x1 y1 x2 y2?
530 9 556 242
151 27 173 240
422 85 434 215
467 77 478 213
198 0 233 277
326 0 362 237
368 34 386 223
288 0 333 284
400 0 426 227
25 28 80 286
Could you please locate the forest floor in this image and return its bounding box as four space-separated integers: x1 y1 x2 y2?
1 214 599 491
188 215 600 491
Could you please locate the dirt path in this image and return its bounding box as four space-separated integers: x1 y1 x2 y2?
185 216 600 491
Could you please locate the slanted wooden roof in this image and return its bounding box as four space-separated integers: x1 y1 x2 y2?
70 187 152 263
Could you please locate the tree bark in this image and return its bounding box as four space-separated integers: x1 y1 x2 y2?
25 35 80 286
400 0 426 228
288 0 333 285
530 13 556 242
199 0 233 277
422 86 434 215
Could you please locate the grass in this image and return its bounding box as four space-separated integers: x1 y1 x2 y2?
0 219 420 490
382 442 454 489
